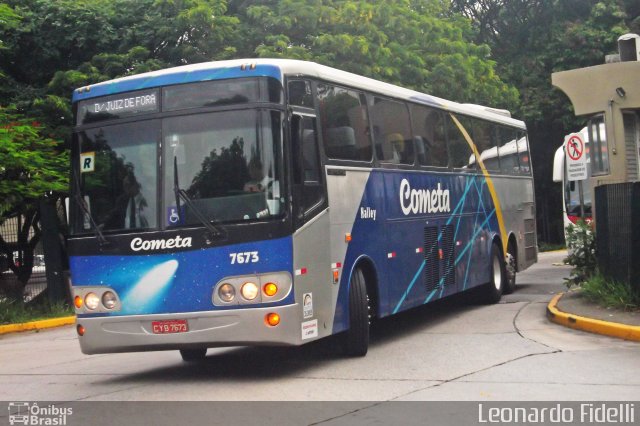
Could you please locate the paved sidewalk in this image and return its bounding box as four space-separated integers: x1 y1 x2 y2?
547 290 640 342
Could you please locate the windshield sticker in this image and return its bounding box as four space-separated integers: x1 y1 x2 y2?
303 293 313 319
80 152 95 173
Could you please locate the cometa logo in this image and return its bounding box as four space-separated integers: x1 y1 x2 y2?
130 235 192 251
400 178 451 215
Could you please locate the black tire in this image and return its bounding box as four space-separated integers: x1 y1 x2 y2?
503 244 517 294
179 348 207 362
482 243 505 304
343 268 370 357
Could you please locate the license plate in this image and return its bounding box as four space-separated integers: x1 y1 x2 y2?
151 319 188 334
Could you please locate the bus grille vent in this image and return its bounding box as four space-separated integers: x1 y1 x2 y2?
424 226 440 292
441 224 456 288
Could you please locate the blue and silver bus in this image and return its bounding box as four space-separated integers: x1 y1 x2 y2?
69 59 537 359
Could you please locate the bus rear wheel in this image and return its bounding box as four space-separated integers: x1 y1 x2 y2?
503 246 517 294
179 348 207 362
482 243 505 304
343 268 370 357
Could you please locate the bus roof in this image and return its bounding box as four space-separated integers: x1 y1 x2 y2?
72 58 526 128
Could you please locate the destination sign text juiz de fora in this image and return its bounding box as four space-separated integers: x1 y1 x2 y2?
92 93 157 114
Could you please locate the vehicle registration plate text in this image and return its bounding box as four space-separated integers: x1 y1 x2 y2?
151 319 188 334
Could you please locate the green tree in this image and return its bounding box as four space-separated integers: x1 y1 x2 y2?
452 0 634 243
0 108 68 300
233 0 518 109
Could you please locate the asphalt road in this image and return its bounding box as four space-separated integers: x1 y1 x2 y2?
1 251 638 402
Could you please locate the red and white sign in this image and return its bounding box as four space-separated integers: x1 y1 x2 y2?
564 133 588 181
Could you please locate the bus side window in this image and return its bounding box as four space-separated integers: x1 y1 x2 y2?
498 127 520 175
369 97 413 164
517 131 531 175
446 114 474 170
472 119 500 172
410 104 447 167
288 80 314 108
317 83 372 162
292 115 324 218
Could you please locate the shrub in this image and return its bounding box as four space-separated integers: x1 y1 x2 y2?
564 220 596 288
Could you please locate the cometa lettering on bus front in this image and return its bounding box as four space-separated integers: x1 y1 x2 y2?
130 235 192 252
400 178 450 215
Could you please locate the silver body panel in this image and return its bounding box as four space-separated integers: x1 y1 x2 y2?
77 303 301 354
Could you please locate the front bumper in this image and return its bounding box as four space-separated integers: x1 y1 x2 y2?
76 303 302 354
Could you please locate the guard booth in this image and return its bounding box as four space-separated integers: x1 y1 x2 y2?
552 33 640 291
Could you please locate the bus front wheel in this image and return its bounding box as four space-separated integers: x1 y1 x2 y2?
179 348 207 362
343 268 370 357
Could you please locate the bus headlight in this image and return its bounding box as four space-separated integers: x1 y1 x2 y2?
84 292 100 310
102 291 118 309
241 282 259 300
218 283 236 302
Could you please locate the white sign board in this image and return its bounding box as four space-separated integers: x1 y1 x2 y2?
564 133 588 181
79 151 95 173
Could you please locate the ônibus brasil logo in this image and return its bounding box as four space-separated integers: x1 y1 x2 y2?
8 402 72 426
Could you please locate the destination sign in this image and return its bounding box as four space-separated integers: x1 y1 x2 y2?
77 89 160 124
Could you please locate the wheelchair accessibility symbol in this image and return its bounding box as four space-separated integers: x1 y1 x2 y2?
167 207 184 226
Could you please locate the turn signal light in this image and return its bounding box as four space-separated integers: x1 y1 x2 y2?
263 282 278 297
266 313 280 327
74 295 83 309
76 324 85 336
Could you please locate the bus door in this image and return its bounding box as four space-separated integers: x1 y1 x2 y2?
288 81 332 339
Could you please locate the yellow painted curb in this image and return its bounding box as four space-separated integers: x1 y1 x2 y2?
547 293 640 342
0 316 76 335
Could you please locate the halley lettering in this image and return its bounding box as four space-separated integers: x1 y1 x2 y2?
399 179 450 215
130 235 192 252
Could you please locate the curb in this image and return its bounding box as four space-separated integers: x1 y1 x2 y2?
0 316 76 335
547 293 640 342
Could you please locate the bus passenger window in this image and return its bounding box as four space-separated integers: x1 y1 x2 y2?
317 84 372 161
370 97 413 164
446 114 474 170
473 120 500 172
497 127 519 175
517 131 531 175
410 105 447 167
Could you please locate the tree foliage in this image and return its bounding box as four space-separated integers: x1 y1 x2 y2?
452 0 637 242
0 110 68 217
237 0 518 108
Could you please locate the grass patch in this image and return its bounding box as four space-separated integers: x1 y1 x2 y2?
0 299 74 325
538 242 566 252
580 274 640 311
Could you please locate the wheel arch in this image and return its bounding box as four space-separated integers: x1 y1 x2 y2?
349 255 379 320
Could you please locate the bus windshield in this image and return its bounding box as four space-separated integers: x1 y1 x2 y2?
72 109 285 234
163 109 284 227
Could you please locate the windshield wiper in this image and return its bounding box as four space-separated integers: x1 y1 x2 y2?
173 156 226 242
72 172 110 247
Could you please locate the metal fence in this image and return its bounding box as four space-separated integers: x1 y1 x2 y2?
0 214 48 301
